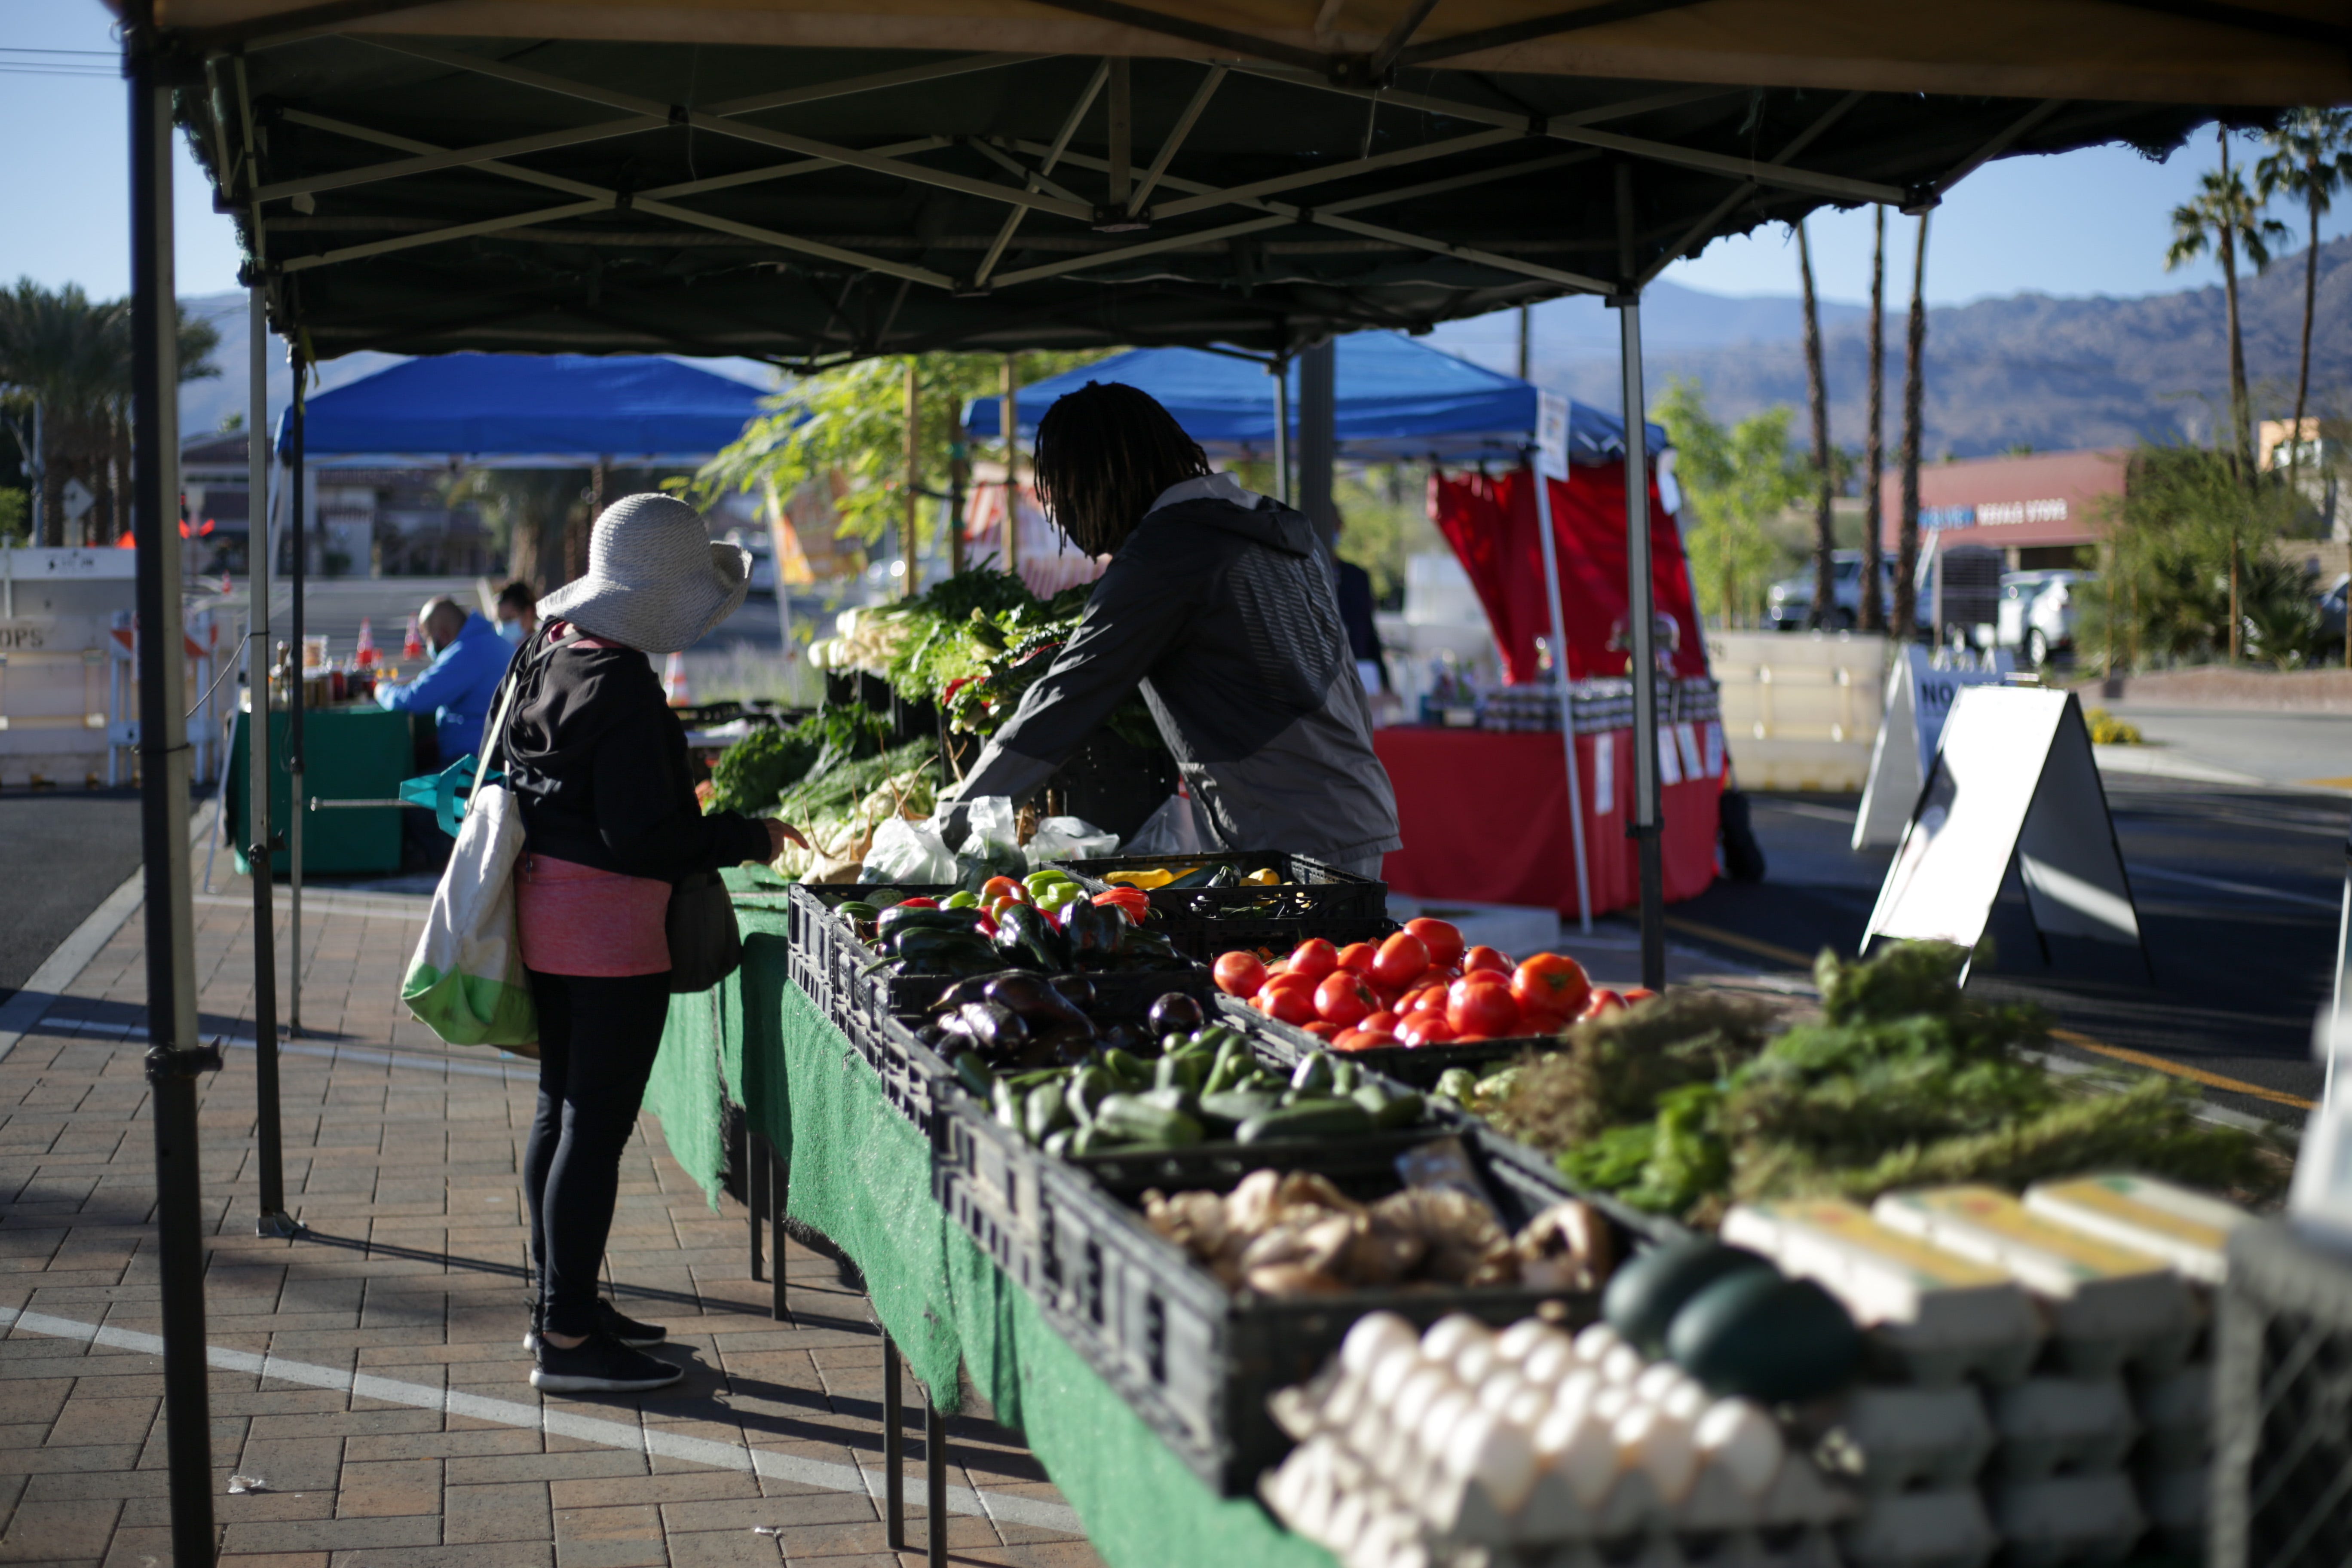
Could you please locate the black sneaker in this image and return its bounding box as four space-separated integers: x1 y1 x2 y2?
524 1300 668 1353
530 1333 683 1394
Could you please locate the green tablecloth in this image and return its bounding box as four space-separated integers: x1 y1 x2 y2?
227 703 418 875
646 886 1330 1568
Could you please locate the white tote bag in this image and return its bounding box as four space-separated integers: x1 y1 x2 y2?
400 643 541 1050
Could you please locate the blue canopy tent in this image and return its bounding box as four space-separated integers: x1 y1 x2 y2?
961 331 1664 465
275 352 769 467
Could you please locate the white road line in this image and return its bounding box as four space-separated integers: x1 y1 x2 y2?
0 1304 1084 1537
2128 863 2340 913
37 1015 526 1082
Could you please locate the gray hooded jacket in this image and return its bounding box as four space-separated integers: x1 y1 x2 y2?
945 475 1400 865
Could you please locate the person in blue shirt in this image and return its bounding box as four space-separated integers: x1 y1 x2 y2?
376 595 514 765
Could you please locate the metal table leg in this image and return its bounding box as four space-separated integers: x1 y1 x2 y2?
926 1389 949 1568
883 1334 905 1550
768 1140 787 1321
747 1133 767 1282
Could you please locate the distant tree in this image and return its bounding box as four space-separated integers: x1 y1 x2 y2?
1795 220 1835 628
2254 108 2352 487
1656 379 1809 628
1859 206 1886 633
2085 446 2306 670
1895 214 1929 641
2166 129 2288 483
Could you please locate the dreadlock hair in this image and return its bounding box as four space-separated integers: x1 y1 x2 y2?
1031 381 1212 556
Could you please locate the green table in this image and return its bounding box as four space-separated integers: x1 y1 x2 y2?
646 876 1332 1568
226 702 418 876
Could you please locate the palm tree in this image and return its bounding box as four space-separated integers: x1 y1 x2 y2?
2166 129 2287 481
2255 108 2352 487
1796 220 1835 628
1859 206 1887 633
1893 213 1929 643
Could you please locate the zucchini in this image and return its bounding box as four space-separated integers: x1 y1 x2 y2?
1237 1102 1375 1143
1091 1093 1204 1147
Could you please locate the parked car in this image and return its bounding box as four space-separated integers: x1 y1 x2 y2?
1768 551 1928 632
1997 570 2094 667
2320 573 2349 663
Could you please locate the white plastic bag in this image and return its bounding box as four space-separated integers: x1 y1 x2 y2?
956 795 1023 862
1023 815 1121 870
862 816 957 885
1124 792 1210 857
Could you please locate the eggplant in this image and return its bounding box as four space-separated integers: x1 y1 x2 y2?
915 1024 946 1047
1097 1020 1143 1056
936 971 1026 1012
984 974 1097 1038
1148 993 1205 1036
1024 1023 1099 1069
956 1000 1030 1061
1049 973 1097 1011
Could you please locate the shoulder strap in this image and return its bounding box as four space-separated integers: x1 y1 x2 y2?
478 625 561 781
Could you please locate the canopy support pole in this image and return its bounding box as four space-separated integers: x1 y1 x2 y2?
288 354 307 1035
1612 165 1664 992
127 19 220 1565
248 285 295 1238
1296 340 1335 545
1270 358 1290 505
1001 356 1020 577
1531 461 1593 936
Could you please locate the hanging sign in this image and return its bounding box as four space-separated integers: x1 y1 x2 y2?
1863 687 2146 963
1534 391 1570 480
1853 645 2012 849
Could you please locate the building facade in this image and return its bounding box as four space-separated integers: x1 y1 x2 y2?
1876 448 2127 570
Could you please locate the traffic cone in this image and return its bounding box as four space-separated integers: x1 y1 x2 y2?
401 614 425 661
663 652 691 707
354 617 378 668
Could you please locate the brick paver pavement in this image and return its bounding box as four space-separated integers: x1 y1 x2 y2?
0 851 1105 1568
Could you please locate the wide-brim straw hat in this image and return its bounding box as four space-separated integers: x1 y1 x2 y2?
539 493 751 653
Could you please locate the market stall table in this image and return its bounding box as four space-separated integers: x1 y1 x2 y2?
226 701 419 876
645 874 1335 1568
1375 723 1724 918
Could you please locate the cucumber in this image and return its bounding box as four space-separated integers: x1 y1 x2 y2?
1290 1052 1335 1094
1064 1066 1110 1124
1330 1058 1360 1095
1137 1086 1199 1118
1197 1090 1281 1131
1433 1068 1480 1103
1666 1271 1861 1403
1041 1127 1075 1158
991 1077 1021 1133
836 900 881 923
1155 1051 1210 1096
1099 1048 1152 1091
1360 1086 1425 1129
953 1052 995 1099
1091 1094 1204 1147
1237 1102 1375 1143
1025 1082 1072 1145
1601 1238 1776 1355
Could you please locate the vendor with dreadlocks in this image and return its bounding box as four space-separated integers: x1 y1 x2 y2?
939 381 1399 877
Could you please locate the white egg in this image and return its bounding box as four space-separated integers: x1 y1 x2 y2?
1599 1341 1648 1387
1452 1339 1499 1388
1418 1389 1476 1476
1495 1320 1566 1363
1613 1402 1700 1504
1520 1335 1578 1386
1341 1312 1420 1377
1477 1370 1530 1415
1320 1371 1367 1430
1367 1344 1424 1409
1661 1380 1710 1424
1393 1367 1457 1434
1694 1398 1785 1498
1445 1406 1540 1513
1552 1369 1600 1418
1535 1404 1621 1507
1421 1314 1492 1364
1504 1385 1551 1433
1589 1383 1635 1427
1572 1322 1624 1365
1632 1362 1687 1406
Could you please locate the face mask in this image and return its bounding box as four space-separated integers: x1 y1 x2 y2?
497 619 524 644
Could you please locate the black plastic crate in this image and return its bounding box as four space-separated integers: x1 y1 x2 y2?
1228 995 1565 1089
853 960 1216 1035
1051 851 1390 962
845 1006 951 1144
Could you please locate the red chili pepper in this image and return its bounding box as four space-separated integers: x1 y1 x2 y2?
894 896 939 910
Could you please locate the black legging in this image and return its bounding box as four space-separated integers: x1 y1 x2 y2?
522 969 672 1338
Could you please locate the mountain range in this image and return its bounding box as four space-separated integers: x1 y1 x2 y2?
177 237 2352 463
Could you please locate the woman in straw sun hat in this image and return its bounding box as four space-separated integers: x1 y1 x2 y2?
498 493 806 1394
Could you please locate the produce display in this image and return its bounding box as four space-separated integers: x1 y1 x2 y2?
1139 1168 1616 1299
847 871 1189 980
1215 922 1645 1052
1471 942 2278 1225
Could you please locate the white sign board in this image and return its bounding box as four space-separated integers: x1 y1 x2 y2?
1534 390 1570 480
1853 645 2012 849
1864 687 2145 962
60 479 94 524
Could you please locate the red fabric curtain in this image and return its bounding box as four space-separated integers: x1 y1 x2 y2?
1429 465 1708 683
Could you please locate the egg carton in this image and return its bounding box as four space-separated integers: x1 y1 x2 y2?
1984 1378 2138 1483
2130 1361 2210 1473
1821 1386 1994 1496
2135 1459 2206 1560
1838 1488 1997 1568
1984 1472 2146 1567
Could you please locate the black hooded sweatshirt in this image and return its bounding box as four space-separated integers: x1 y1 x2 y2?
500 628 772 882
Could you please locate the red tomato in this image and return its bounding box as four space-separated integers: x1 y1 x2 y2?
980 876 1027 905
1302 1020 1341 1041
1213 952 1268 997
1516 1006 1567 1037
1398 1013 1458 1047
1405 984 1449 1016
1511 952 1592 1022
1287 938 1339 984
1462 945 1513 977
894 896 940 910
1447 975 1520 1037
1265 984 1319 1027
1361 1009 1402 1034
1336 941 1379 975
1315 971 1376 1027
1622 986 1660 1006
1403 917 1466 972
1369 931 1431 990
1580 987 1626 1020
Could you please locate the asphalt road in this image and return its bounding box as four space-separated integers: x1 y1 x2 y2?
0 790 148 1000
1666 778 2345 1127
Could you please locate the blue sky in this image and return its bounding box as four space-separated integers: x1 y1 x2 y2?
3 0 2340 312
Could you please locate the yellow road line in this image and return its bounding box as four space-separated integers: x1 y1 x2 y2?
2048 1027 2315 1111
1661 916 2316 1112
2298 776 2352 790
